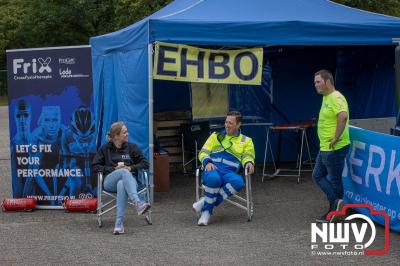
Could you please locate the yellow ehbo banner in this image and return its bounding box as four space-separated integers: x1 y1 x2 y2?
153 42 263 85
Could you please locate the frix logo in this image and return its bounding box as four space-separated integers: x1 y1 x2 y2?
37 57 52 73
13 57 52 74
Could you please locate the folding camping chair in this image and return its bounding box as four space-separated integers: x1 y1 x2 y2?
195 168 254 221
96 170 152 227
181 121 211 173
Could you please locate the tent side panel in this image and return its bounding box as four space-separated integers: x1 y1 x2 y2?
90 22 150 158
117 48 150 157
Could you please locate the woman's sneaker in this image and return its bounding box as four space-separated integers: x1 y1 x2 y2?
135 201 151 215
113 218 125 235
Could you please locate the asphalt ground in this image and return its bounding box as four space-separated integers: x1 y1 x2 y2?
0 106 399 265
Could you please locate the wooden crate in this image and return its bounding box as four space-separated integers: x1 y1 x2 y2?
154 112 190 172
154 111 191 121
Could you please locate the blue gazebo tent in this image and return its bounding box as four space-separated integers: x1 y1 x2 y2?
90 0 400 193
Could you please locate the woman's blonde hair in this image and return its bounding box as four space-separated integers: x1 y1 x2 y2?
107 121 125 142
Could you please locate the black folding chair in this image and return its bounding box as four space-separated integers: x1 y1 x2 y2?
181 121 211 173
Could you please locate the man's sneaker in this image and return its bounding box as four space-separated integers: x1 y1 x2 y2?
135 201 151 216
192 197 205 213
113 218 125 235
330 198 345 223
333 198 345 212
198 211 210 226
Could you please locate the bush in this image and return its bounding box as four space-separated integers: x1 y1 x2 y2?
0 71 7 96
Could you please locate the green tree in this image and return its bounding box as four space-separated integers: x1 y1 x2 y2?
0 0 399 96
0 0 172 68
333 0 400 17
0 0 31 95
0 0 172 95
114 0 172 29
13 0 114 48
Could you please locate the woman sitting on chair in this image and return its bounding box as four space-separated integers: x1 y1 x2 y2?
92 121 151 234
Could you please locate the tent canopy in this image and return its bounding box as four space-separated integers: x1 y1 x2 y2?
92 0 400 55
90 0 400 159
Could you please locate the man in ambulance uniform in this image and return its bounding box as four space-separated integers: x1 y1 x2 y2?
193 111 255 225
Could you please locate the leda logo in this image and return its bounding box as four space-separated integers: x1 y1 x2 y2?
13 57 52 74
59 68 71 75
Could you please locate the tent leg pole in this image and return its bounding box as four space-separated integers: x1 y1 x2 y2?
395 44 400 110
148 43 154 203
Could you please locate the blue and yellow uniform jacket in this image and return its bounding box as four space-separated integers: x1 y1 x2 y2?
199 130 255 173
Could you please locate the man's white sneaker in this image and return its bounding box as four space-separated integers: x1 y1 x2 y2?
198 211 210 226
113 218 125 235
192 197 205 213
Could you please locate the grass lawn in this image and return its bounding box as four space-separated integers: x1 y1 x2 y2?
0 96 8 106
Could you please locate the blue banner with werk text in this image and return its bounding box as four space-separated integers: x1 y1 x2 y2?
343 126 400 232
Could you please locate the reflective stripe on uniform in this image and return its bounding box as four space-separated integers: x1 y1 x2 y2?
212 145 224 152
226 183 238 195
204 186 220 193
205 196 216 204
212 157 222 163
221 159 240 169
219 187 228 200
211 157 240 169
200 148 211 155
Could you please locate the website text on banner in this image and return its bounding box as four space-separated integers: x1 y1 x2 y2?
153 42 263 85
343 126 400 231
6 46 96 208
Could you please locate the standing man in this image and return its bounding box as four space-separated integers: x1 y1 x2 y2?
193 111 255 226
313 69 350 223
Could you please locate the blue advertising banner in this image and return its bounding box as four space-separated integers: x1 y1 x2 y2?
6 46 96 208
343 126 400 231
